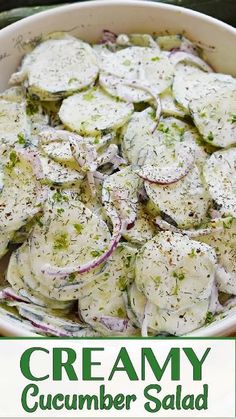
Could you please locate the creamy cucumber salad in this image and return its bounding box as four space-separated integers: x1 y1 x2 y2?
0 31 235 337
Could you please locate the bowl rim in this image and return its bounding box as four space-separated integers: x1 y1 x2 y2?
0 0 235 38
0 0 235 338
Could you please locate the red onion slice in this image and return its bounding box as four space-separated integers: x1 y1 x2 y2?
29 320 71 337
99 316 130 332
154 218 224 237
100 29 117 44
0 287 31 303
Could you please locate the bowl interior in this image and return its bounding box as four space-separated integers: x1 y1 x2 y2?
0 0 235 337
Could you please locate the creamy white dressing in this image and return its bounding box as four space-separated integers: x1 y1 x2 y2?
0 32 235 337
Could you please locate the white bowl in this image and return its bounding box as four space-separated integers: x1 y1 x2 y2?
0 0 235 337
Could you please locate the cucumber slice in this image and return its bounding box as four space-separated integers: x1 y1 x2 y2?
10 36 99 101
172 63 205 112
189 86 236 148
78 181 105 221
122 115 208 168
203 149 236 217
145 299 210 336
102 166 141 225
0 151 42 233
121 107 159 164
40 140 74 164
173 63 235 114
135 231 216 311
0 99 30 146
29 191 111 291
128 281 210 336
122 204 156 245
196 218 236 295
78 244 138 336
160 88 186 118
0 87 48 147
29 107 49 147
156 35 199 56
7 244 72 310
156 34 183 51
10 302 87 336
39 154 83 187
127 282 146 327
152 117 208 167
117 33 160 49
0 303 42 336
145 165 210 228
39 129 84 164
93 43 114 58
0 86 25 102
137 141 194 184
5 301 96 337
99 47 174 102
59 87 133 136
79 244 137 312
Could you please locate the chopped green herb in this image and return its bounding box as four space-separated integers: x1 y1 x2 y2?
158 122 169 133
172 270 185 281
7 150 19 169
223 217 233 229
68 77 78 85
68 272 76 282
117 307 125 318
73 223 83 234
35 215 43 227
53 232 69 250
125 255 132 268
171 122 185 136
17 133 26 145
172 283 179 296
83 91 95 101
205 311 215 324
148 109 156 121
91 114 101 121
199 111 206 118
57 208 65 215
118 277 127 291
207 131 214 142
188 248 196 258
230 114 236 124
26 100 39 116
52 191 69 203
122 59 132 66
151 56 160 62
153 275 161 284
90 250 103 257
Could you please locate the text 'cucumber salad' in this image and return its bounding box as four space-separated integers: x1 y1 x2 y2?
0 31 236 337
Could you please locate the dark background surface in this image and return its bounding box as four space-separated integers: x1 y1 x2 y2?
0 0 235 27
